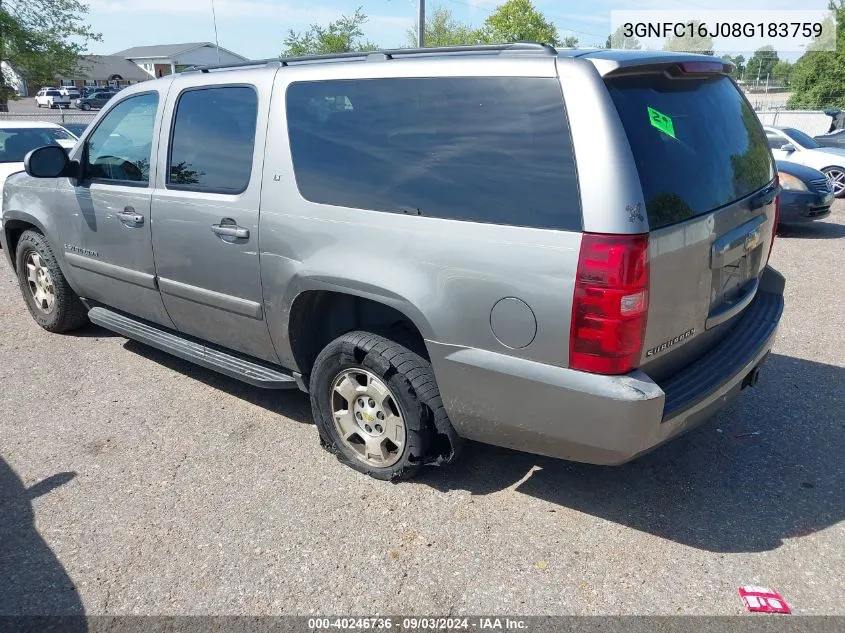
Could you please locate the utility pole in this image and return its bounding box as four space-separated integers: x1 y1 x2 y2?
417 0 425 48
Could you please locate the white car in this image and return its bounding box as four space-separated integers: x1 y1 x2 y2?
765 125 845 198
60 86 81 100
34 88 70 109
0 121 78 204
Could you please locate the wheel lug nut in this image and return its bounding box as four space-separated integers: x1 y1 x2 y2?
377 411 384 420
355 412 362 420
368 399 375 407
357 399 364 407
375 424 383 434
364 424 372 433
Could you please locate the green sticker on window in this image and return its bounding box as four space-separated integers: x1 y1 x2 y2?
647 106 675 138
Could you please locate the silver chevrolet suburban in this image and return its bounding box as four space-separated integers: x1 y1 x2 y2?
2 44 784 480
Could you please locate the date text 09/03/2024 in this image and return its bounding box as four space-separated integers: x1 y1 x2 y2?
308 617 528 630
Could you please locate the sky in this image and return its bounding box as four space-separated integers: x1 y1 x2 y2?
84 0 833 61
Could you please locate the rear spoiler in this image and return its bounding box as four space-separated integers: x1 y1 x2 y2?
576 50 734 77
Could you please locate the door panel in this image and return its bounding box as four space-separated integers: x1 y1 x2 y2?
150 76 279 363
55 90 174 327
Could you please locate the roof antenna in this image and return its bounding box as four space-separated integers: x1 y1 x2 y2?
211 0 221 65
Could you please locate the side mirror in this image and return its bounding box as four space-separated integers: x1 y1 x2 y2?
781 143 796 153
24 145 71 178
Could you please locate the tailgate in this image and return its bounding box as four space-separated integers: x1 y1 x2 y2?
604 67 777 381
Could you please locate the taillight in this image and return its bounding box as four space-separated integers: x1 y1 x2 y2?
570 233 650 375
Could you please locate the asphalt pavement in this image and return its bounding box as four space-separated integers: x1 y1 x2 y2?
1 204 843 616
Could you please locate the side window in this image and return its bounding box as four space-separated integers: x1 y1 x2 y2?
86 92 159 184
167 86 258 194
766 132 787 150
285 77 582 231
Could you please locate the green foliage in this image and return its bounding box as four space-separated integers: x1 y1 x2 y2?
607 26 641 50
722 54 745 79
406 7 482 47
0 0 101 101
282 7 376 56
745 46 779 82
788 1 845 108
771 60 794 87
481 0 561 46
662 20 714 55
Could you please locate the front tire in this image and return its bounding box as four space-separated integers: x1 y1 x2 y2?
15 231 88 333
310 331 443 481
80 103 91 111
822 167 845 198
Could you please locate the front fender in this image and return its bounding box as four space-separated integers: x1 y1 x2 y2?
2 173 66 274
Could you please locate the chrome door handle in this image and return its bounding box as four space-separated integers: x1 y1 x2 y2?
211 221 249 239
117 207 144 225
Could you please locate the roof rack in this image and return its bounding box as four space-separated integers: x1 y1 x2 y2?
185 42 557 73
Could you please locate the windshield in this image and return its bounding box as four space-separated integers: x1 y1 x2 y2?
785 127 822 149
0 128 72 163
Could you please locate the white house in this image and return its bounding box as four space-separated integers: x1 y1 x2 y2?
1 61 29 96
112 42 249 78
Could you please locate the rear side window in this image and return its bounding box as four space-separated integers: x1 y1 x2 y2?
167 86 258 194
286 77 581 230
607 74 774 229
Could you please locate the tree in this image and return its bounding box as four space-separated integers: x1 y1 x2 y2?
771 60 794 87
281 7 376 56
407 7 482 48
745 46 779 84
0 0 101 111
788 0 845 108
662 21 714 55
722 54 745 79
606 25 641 50
481 0 560 46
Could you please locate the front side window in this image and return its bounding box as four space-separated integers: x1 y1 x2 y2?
167 86 258 194
86 92 159 184
285 77 581 231
0 127 71 163
784 127 821 149
766 132 788 150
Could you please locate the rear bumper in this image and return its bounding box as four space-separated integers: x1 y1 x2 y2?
428 267 784 465
779 189 833 223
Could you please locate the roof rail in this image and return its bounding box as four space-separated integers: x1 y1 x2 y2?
185 42 558 73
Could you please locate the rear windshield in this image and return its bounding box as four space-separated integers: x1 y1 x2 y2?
607 74 774 229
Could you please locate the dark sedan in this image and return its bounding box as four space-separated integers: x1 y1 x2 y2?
74 90 116 111
776 160 833 225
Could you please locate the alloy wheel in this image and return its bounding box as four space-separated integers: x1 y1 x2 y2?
24 251 56 313
330 368 406 468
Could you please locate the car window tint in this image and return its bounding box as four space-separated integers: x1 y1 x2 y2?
766 132 788 150
783 127 821 149
86 92 159 185
607 74 774 229
286 77 581 231
167 86 258 194
0 128 64 163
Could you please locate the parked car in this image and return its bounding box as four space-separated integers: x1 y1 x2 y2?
59 122 91 138
814 128 845 150
775 160 833 225
60 87 81 100
34 88 70 109
3 45 783 481
74 89 116 110
0 121 77 212
764 125 845 197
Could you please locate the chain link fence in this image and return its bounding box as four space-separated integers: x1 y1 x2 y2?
0 111 96 125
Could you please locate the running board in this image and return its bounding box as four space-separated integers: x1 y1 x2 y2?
88 307 298 389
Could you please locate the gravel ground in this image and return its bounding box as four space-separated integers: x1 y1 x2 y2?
0 203 843 617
